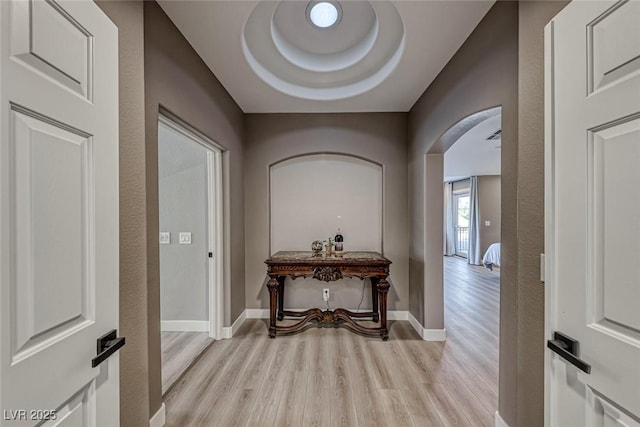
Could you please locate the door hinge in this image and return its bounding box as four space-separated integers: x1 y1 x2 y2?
208 252 213 258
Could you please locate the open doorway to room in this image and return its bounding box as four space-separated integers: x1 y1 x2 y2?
453 191 470 257
157 113 224 394
440 106 502 409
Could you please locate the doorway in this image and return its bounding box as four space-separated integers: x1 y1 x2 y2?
454 192 470 258
157 113 223 394
437 106 502 420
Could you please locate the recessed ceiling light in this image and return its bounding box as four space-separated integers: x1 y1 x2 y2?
308 2 341 29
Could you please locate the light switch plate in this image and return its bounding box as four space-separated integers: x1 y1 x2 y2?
484 220 491 226
179 232 192 245
159 232 170 244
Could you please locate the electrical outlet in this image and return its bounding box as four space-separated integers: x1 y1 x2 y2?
323 288 330 301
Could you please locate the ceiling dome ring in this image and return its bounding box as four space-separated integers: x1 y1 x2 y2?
243 0 405 101
270 16 379 73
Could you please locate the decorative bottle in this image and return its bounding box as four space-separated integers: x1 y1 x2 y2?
334 228 344 251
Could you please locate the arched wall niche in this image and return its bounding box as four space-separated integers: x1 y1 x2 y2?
268 153 384 310
244 112 408 316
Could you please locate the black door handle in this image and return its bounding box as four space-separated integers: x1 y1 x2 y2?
547 331 591 374
91 329 126 368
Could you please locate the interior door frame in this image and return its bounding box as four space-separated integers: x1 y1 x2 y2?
158 112 224 340
544 19 556 425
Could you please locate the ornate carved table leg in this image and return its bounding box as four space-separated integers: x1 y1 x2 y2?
370 277 380 322
267 277 279 338
377 278 390 340
277 276 286 321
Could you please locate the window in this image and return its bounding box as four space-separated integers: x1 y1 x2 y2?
454 193 470 257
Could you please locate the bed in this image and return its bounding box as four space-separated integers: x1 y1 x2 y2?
483 243 501 270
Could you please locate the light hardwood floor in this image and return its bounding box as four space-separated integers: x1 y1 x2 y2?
162 331 213 394
164 256 499 426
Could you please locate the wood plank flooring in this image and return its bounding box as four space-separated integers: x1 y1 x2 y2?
161 331 213 394
164 256 499 426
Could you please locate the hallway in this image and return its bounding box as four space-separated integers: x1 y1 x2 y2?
163 257 499 426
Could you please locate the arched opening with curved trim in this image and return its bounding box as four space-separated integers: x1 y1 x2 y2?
422 105 503 320
419 104 503 413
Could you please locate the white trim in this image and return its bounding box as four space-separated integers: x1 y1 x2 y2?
423 328 447 341
160 320 209 332
387 310 408 320
407 311 424 335
246 308 270 319
246 309 409 321
150 403 166 427
158 112 225 341
544 20 556 427
207 148 224 340
494 410 509 427
221 310 247 339
408 311 447 341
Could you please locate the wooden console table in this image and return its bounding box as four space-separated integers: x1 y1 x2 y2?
264 251 391 340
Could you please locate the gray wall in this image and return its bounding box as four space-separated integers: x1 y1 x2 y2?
408 1 519 424
517 2 569 426
478 175 501 255
158 126 208 322
244 113 408 311
95 2 150 426
144 1 245 418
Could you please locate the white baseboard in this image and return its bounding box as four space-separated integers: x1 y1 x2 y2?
160 320 209 332
423 328 447 341
246 308 269 319
495 410 509 427
407 311 424 336
407 312 447 341
246 308 408 320
387 310 408 320
221 310 247 339
150 403 165 427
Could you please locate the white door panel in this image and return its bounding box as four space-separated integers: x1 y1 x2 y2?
546 0 640 425
11 106 93 363
10 0 92 99
1 1 119 425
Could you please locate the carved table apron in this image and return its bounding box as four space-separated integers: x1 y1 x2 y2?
264 251 392 340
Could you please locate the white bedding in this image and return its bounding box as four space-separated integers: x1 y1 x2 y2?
483 243 501 269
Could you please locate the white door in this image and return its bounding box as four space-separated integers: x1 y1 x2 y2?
545 0 640 425
0 0 119 425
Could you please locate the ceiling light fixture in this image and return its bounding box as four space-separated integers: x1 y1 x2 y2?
308 1 341 29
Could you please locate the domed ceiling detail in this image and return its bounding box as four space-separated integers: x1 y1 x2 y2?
157 0 496 113
242 1 404 101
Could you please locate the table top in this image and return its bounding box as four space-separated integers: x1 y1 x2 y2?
265 251 391 266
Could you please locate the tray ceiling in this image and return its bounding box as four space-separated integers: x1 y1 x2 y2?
158 1 495 113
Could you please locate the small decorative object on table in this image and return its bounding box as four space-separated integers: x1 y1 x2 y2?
325 238 334 255
334 227 344 252
311 240 323 255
